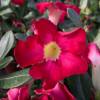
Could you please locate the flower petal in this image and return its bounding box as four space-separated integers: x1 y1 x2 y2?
36 2 52 14
7 88 19 100
19 85 31 100
7 85 30 100
88 43 100 66
55 2 80 14
29 61 62 89
14 36 43 67
48 5 63 25
31 19 57 44
29 50 88 88
60 52 88 77
57 28 87 55
34 82 75 100
88 43 100 91
50 82 75 100
11 0 25 6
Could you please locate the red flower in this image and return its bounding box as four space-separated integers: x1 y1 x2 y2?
7 85 31 100
11 0 25 6
36 2 80 23
33 82 75 100
14 18 88 88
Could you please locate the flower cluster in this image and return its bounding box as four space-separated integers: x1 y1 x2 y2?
13 1 89 100
1 0 100 100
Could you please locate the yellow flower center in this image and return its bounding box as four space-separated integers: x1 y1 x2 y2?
44 42 61 61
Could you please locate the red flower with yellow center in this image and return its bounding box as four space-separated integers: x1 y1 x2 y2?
14 18 88 88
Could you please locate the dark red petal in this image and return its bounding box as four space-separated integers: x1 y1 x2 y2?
19 85 31 100
36 2 52 14
60 52 88 77
14 36 43 67
55 2 80 14
31 18 58 44
34 82 75 100
57 28 87 55
11 0 25 6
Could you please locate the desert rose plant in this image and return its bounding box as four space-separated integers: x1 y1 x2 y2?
0 0 100 100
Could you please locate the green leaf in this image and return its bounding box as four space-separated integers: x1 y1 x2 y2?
0 8 12 16
0 68 32 89
89 0 99 12
15 33 27 40
67 8 82 27
0 30 14 59
58 19 76 31
24 12 33 19
80 0 88 10
0 0 10 7
80 73 92 100
75 76 86 100
0 56 13 69
95 91 100 100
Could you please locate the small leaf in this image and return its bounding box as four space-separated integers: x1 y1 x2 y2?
67 8 82 27
24 12 33 19
58 19 75 31
0 8 12 16
15 33 27 40
0 56 13 69
0 68 32 89
80 0 88 10
0 30 14 59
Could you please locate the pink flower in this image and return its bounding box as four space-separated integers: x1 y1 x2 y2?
33 82 75 100
14 18 88 88
88 43 100 66
11 0 25 6
36 2 80 23
7 85 31 100
88 43 100 91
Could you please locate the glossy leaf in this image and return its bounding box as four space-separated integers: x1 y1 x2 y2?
0 56 13 69
0 0 10 7
80 0 88 9
0 30 14 59
15 33 27 40
0 8 12 16
80 73 92 100
67 8 82 27
0 68 32 89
